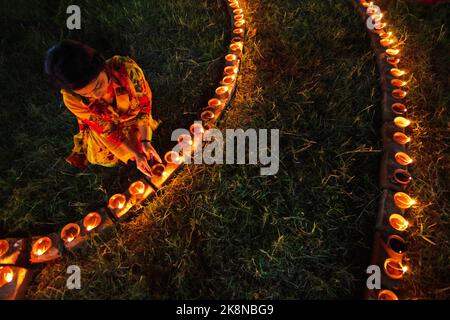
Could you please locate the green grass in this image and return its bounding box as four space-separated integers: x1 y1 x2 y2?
0 0 448 299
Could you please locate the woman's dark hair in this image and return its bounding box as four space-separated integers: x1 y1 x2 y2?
44 40 105 90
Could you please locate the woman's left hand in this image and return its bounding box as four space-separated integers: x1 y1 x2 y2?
142 141 162 163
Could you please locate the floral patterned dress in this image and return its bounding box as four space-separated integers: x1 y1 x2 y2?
61 56 160 169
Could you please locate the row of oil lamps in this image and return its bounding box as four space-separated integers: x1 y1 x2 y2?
359 0 417 301
0 0 246 296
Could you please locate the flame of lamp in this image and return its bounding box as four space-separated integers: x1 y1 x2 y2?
386 48 400 56
389 214 409 231
233 28 245 36
61 223 80 243
384 258 408 279
224 66 238 76
109 193 126 210
395 152 413 165
221 75 237 86
201 110 216 121
165 151 182 164
379 32 392 39
380 38 394 47
234 20 245 28
390 68 406 77
0 239 9 258
151 163 166 177
378 290 399 300
393 169 413 185
129 181 146 197
394 116 411 129
393 132 411 145
32 236 52 256
229 2 240 9
215 87 230 100
234 14 244 21
83 212 102 232
233 8 243 15
394 192 416 209
392 103 407 115
230 43 243 54
391 79 407 87
190 123 205 135
387 57 400 66
225 54 238 66
0 266 14 288
208 98 223 108
392 89 407 99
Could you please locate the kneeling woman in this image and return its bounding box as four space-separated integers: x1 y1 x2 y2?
45 40 160 177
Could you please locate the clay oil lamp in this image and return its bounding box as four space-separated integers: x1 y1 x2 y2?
215 87 230 101
392 89 407 99
392 103 407 115
380 38 394 47
395 152 413 166
0 240 9 258
386 235 408 259
389 213 409 232
393 132 411 145
190 122 206 136
390 68 406 77
233 8 243 15
384 258 408 279
387 56 400 66
394 116 411 129
32 236 52 257
393 169 413 185
230 42 243 56
394 192 416 209
201 109 216 122
391 79 407 87
221 75 237 87
225 54 238 66
224 66 238 76
60 223 81 244
386 48 400 56
378 290 399 300
0 266 14 288
233 28 245 37
109 193 126 211
83 212 102 232
151 163 166 177
129 181 146 199
165 151 182 165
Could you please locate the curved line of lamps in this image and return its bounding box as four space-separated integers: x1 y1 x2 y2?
354 0 417 300
0 0 246 300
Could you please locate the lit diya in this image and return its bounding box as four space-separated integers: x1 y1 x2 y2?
389 213 409 231
215 87 230 100
178 134 193 151
224 66 238 76
234 20 245 28
394 152 413 166
225 53 238 65
151 163 166 177
129 181 146 197
109 193 126 210
378 290 399 300
61 223 81 243
394 116 411 129
380 38 394 47
83 212 102 232
386 48 400 56
165 151 182 164
394 192 416 209
393 132 411 145
221 75 237 86
379 31 392 39
391 102 407 115
201 109 216 122
384 258 408 279
0 266 14 288
230 42 243 55
229 2 240 9
234 14 244 21
390 68 406 77
392 89 407 99
0 239 9 258
233 28 245 37
393 169 412 185
32 236 52 256
190 122 205 135
391 79 407 87
387 57 400 66
233 8 244 15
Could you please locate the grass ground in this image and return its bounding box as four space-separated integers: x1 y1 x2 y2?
0 0 448 299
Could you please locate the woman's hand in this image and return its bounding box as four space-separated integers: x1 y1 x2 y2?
142 141 162 163
134 152 153 177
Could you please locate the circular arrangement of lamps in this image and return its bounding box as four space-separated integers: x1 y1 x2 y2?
354 0 418 300
0 0 246 300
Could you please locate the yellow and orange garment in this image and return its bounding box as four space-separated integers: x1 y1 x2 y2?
61 55 160 169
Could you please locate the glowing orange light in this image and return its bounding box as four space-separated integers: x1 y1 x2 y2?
222 75 236 86
379 31 392 39
229 2 240 9
378 290 399 300
129 181 146 197
83 212 102 232
109 194 126 210
0 266 14 288
0 240 9 258
151 163 166 177
384 258 408 279
390 68 406 77
208 98 223 108
61 223 80 243
389 214 409 231
32 237 52 256
190 123 205 135
165 151 182 164
395 152 413 165
391 79 407 87
233 28 244 36
224 66 238 76
225 54 237 62
178 134 193 148
386 48 400 56
392 89 407 99
233 8 243 15
230 42 243 53
394 116 411 128
387 57 400 66
393 132 411 145
394 192 416 209
201 110 215 121
380 38 394 47
234 14 244 21
392 103 407 114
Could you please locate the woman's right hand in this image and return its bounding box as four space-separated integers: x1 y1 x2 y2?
135 152 153 177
